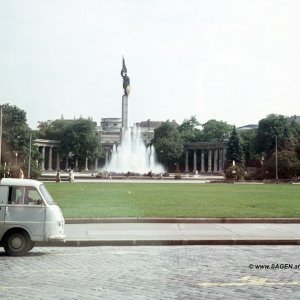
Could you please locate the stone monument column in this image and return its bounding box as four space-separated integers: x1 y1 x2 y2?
122 95 128 128
121 57 130 129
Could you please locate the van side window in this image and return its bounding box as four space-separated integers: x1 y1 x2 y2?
8 187 16 204
7 187 43 205
0 186 9 204
8 187 20 204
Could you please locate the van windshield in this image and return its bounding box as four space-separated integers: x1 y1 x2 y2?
39 184 55 205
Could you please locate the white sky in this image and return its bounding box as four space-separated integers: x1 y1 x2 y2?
0 0 299 129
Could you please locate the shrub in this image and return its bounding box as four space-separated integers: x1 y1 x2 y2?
225 165 245 180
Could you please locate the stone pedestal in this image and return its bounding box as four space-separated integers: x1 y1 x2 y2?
122 95 128 128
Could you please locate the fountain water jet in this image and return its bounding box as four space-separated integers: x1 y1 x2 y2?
106 125 165 174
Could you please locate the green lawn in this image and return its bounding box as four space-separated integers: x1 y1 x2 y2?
45 182 300 218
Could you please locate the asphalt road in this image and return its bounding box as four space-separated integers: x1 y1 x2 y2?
1 245 300 299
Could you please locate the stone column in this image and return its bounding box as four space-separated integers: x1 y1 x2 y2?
200 150 205 173
65 157 69 170
56 149 60 170
105 149 109 167
223 148 227 170
219 149 223 172
193 150 197 172
185 150 189 172
214 149 218 172
94 158 98 171
208 149 212 172
48 146 53 171
41 147 45 171
75 158 79 170
122 95 128 128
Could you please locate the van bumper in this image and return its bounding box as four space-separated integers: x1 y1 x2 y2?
48 234 66 241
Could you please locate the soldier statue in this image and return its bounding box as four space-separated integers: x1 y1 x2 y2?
121 57 130 96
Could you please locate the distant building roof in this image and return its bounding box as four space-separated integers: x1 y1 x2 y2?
136 119 179 129
289 115 300 123
237 124 258 130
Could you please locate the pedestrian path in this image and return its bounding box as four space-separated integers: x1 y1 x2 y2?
46 222 300 246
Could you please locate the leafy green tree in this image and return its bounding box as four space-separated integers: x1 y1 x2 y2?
256 114 295 155
62 119 100 162
265 150 300 179
152 121 184 171
201 119 233 142
239 129 261 167
1 104 40 177
254 114 300 179
36 120 67 140
178 116 201 142
225 126 244 168
296 142 300 161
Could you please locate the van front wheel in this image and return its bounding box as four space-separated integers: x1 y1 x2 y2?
3 230 32 256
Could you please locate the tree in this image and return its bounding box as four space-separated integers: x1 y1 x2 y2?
225 126 244 168
265 150 300 179
200 119 233 142
256 114 295 155
178 116 201 142
152 121 184 171
239 128 261 167
62 119 100 162
36 119 68 140
1 104 40 178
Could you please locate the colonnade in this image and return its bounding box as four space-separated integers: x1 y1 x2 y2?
184 142 227 173
35 139 100 171
35 139 61 171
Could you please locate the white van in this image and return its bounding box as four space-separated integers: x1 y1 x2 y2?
0 178 65 256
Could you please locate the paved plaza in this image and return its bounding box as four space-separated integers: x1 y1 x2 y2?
1 246 300 299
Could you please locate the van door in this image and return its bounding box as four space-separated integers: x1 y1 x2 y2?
0 186 9 238
4 186 46 240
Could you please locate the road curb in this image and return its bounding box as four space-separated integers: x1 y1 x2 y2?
36 239 300 247
65 218 300 224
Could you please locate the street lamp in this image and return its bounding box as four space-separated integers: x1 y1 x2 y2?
0 106 2 166
28 132 32 179
275 135 278 181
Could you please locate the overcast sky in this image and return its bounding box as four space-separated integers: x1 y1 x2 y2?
0 0 299 129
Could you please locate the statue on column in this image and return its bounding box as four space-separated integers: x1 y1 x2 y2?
121 57 130 96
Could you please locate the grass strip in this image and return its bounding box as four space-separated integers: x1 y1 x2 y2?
45 182 300 218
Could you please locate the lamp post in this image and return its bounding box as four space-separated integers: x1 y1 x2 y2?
275 135 278 181
28 132 32 179
0 106 2 166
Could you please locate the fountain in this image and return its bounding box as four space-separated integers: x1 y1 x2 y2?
104 57 165 175
106 125 165 174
